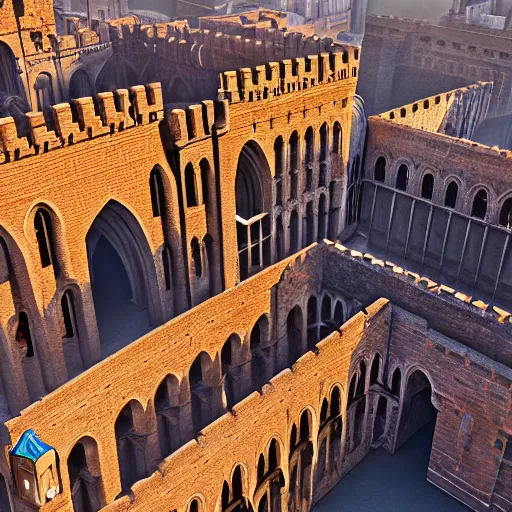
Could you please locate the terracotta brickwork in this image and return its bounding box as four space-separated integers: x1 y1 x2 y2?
1 2 512 512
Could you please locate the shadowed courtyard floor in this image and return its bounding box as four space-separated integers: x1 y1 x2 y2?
313 421 471 512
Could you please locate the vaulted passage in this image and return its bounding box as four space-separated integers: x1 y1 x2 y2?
87 201 160 358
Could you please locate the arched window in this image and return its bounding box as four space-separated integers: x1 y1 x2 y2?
331 386 341 418
304 202 314 246
290 209 299 255
370 354 381 386
232 466 243 501
274 137 284 206
374 157 386 182
289 132 299 200
200 159 210 208
191 238 202 277
318 194 327 242
16 312 34 357
305 127 314 191
421 174 434 200
319 123 328 187
162 245 173 290
333 301 344 325
499 198 512 229
471 189 488 219
115 401 147 492
396 164 409 191
61 290 77 338
189 498 200 512
150 168 165 217
391 368 401 395
444 181 458 208
299 410 311 441
67 437 104 512
268 439 279 471
155 374 180 458
333 122 342 155
34 208 57 270
185 164 198 207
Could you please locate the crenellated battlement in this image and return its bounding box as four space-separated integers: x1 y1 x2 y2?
113 20 354 72
218 49 358 103
0 83 164 164
328 240 512 326
378 82 493 140
166 100 229 147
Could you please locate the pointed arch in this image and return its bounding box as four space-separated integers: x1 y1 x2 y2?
289 131 299 200
150 167 166 218
185 163 199 207
115 400 148 493
471 189 488 219
421 173 435 200
305 127 314 191
444 180 458 208
236 141 272 281
86 200 162 357
155 373 181 459
319 122 329 187
67 436 105 512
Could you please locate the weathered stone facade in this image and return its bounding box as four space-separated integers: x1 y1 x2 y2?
0 2 511 512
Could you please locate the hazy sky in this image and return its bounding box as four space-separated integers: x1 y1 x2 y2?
367 0 453 21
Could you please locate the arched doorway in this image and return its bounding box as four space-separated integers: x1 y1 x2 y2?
397 370 437 449
235 141 272 281
86 201 161 357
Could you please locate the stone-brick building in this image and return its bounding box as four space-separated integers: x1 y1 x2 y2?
0 1 510 512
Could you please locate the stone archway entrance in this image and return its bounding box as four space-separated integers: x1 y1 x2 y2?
86 201 161 357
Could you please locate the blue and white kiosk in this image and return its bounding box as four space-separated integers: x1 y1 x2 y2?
9 430 60 506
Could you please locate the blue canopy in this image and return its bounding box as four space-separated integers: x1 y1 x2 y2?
9 430 54 463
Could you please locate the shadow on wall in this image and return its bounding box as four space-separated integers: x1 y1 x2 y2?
367 0 452 21
472 114 512 151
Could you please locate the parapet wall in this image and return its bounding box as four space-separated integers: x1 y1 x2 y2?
218 48 359 103
0 83 164 164
114 19 354 73
379 82 492 139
